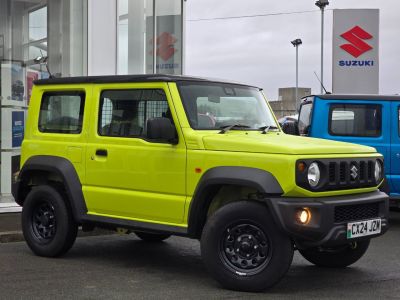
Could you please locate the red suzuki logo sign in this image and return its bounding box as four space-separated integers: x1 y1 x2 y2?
156 32 177 61
340 26 373 58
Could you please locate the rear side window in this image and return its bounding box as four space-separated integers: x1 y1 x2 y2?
98 89 169 138
329 104 381 137
38 91 85 134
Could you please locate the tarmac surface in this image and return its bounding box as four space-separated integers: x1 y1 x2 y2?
0 211 400 299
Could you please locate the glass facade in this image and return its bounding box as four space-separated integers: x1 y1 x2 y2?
0 0 184 200
117 0 183 75
0 0 88 101
0 0 88 198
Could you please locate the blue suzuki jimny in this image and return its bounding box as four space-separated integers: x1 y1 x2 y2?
293 94 400 207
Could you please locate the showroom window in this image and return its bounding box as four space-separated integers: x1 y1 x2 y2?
117 0 183 75
26 6 48 61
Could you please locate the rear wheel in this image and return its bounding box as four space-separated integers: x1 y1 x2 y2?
21 185 78 257
201 201 293 292
299 240 370 268
134 231 171 242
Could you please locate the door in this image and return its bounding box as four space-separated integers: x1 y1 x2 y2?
390 102 400 194
83 83 187 226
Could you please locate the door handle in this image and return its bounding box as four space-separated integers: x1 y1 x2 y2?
95 149 108 157
397 153 400 158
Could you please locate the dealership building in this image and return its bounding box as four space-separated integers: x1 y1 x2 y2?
0 0 185 211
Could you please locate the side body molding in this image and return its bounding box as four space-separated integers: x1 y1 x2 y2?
14 155 87 222
187 166 283 237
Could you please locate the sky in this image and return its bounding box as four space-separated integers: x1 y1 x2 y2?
185 0 400 100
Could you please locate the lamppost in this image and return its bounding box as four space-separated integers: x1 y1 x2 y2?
315 0 329 94
291 38 302 107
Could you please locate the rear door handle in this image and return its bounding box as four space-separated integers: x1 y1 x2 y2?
96 149 108 157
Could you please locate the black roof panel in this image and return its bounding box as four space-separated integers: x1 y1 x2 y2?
33 74 258 88
303 94 400 101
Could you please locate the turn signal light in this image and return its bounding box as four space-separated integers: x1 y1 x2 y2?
295 208 311 225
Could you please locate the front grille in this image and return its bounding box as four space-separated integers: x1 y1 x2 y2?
327 159 376 190
296 158 382 192
334 202 380 223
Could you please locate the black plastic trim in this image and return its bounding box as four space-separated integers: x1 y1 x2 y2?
82 214 188 236
14 156 87 222
187 166 283 237
268 190 389 247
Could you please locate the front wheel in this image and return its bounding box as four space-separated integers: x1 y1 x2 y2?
21 185 78 257
201 201 294 292
298 240 370 268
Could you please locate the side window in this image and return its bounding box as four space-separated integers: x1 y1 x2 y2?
329 104 381 137
38 91 85 133
98 89 170 138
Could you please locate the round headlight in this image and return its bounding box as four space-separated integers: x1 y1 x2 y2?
374 160 382 182
308 162 321 188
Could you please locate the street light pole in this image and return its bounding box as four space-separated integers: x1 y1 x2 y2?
291 39 302 108
315 0 329 94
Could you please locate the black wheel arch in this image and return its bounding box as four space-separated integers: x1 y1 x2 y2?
187 166 283 238
14 155 87 223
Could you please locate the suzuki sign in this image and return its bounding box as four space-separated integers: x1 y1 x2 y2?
332 9 379 94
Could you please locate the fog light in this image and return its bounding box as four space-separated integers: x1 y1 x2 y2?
296 208 311 225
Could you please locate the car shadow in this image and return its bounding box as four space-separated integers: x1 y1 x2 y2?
56 234 382 295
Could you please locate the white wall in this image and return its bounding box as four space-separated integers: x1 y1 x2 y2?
88 0 117 75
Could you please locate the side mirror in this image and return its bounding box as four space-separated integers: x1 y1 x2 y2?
282 120 299 135
146 117 178 144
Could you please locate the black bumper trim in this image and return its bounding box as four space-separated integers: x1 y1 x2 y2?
267 190 389 247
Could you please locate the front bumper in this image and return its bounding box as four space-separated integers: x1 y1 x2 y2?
268 190 389 247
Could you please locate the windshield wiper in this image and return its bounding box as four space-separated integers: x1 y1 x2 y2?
219 124 251 134
258 125 279 134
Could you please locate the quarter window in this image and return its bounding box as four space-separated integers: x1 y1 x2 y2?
38 91 85 133
329 104 381 137
98 89 170 138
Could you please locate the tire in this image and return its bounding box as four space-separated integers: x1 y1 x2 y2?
134 231 171 242
21 185 78 257
201 201 293 292
299 240 370 268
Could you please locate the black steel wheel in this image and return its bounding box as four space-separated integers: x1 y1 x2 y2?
31 201 57 243
220 223 272 276
22 185 78 257
299 240 370 268
134 231 171 242
201 201 293 292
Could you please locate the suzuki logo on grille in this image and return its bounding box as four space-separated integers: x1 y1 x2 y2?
340 26 373 58
350 165 359 180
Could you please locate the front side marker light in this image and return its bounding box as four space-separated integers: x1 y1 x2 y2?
295 208 311 225
297 162 306 172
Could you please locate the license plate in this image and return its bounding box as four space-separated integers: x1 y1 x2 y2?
347 218 381 239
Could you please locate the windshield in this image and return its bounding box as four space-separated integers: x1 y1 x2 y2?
177 82 277 130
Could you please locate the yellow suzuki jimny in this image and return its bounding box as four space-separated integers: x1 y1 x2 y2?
13 75 388 292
